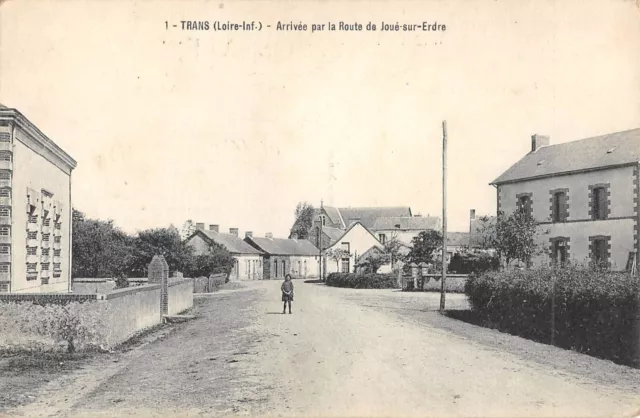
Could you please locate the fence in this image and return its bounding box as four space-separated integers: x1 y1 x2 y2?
400 262 468 293
193 273 227 293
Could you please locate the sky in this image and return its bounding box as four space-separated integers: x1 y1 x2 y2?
1 0 639 238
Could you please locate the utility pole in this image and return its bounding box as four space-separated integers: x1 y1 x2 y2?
320 199 324 281
440 121 448 313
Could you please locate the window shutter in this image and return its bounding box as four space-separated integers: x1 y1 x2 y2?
598 190 607 219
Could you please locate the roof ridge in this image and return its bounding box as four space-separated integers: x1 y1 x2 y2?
537 127 640 150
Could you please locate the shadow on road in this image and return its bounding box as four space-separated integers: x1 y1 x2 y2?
303 279 324 284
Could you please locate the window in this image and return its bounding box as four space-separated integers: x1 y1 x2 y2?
592 186 608 220
298 261 301 274
26 263 37 272
378 234 386 244
53 263 61 271
552 191 567 222
27 247 37 256
551 238 568 267
43 218 51 227
54 249 61 257
28 215 38 224
0 152 11 162
54 236 61 243
341 258 350 273
0 226 10 236
274 259 278 278
517 194 532 219
0 264 9 273
0 189 10 198
0 132 10 142
27 231 37 240
41 263 50 271
55 222 61 230
341 242 350 254
319 215 326 226
42 248 50 256
0 245 9 254
281 260 286 276
0 171 10 180
42 234 50 242
591 237 609 266
304 260 307 275
0 207 9 217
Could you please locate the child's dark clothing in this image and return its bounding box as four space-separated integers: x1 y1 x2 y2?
281 280 294 302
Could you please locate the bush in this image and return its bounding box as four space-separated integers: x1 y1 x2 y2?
0 301 108 352
325 273 398 289
465 266 640 367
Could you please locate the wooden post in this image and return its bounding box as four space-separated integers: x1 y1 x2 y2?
550 273 556 345
440 120 448 312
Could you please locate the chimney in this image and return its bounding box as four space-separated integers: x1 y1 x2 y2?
209 224 219 233
470 209 476 220
531 134 550 152
245 231 253 239
229 228 238 236
196 222 205 230
265 232 273 238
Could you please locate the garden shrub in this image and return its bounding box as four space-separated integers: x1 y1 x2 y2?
326 273 398 289
465 266 640 367
0 301 108 352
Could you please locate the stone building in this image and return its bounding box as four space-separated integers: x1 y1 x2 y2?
491 129 640 270
244 234 320 279
0 105 77 293
185 224 263 280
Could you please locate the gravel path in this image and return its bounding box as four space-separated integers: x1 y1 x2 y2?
6 280 640 417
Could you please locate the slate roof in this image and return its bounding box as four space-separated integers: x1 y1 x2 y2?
337 206 412 229
447 232 470 247
371 216 441 231
322 227 345 244
492 128 640 184
247 237 319 256
194 228 263 255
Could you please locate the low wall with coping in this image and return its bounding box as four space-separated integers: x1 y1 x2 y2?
168 278 194 315
98 284 163 347
72 278 117 294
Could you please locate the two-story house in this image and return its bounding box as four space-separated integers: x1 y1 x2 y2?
491 129 640 270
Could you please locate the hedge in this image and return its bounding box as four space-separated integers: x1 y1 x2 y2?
465 266 640 367
326 273 398 289
0 301 108 353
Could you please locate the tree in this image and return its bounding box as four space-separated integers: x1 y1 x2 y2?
72 209 133 278
326 248 348 271
355 248 389 274
480 210 545 268
405 229 442 265
184 242 235 279
383 232 404 268
180 220 196 241
127 226 193 277
289 202 315 239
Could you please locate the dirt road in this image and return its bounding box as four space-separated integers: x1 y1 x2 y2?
8 281 640 417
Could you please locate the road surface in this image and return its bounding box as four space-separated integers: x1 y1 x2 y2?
9 280 640 417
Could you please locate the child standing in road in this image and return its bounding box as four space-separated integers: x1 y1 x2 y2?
281 274 294 314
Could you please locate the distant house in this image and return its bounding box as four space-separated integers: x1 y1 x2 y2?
371 216 441 247
323 222 383 274
185 224 263 280
491 129 640 270
292 204 442 251
245 234 320 280
469 209 496 250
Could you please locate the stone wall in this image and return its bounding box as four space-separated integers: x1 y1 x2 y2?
72 278 117 294
168 278 194 315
